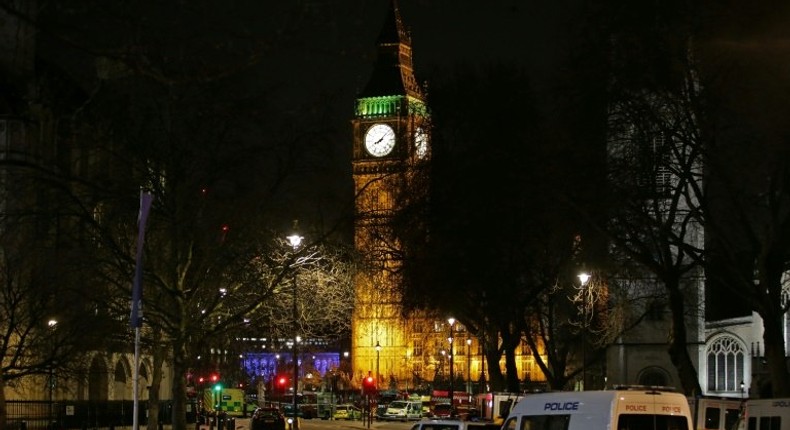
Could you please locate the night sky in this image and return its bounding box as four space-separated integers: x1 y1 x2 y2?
263 0 608 231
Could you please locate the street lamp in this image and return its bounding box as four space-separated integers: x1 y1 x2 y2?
47 319 57 427
466 338 472 395
287 230 303 430
375 341 381 390
578 272 590 390
480 343 487 393
440 350 446 380
404 350 411 392
447 317 455 407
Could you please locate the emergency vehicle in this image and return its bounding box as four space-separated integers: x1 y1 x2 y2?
473 392 525 424
688 397 743 430
737 398 790 430
382 400 423 421
502 387 693 430
201 388 253 417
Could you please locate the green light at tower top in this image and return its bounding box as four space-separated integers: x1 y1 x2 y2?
356 95 427 118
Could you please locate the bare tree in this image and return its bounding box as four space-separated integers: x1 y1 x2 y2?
393 63 605 393
703 128 790 396
604 75 706 395
0 3 365 430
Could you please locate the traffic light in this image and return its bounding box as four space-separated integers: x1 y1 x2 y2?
362 372 376 395
210 373 222 392
276 375 288 392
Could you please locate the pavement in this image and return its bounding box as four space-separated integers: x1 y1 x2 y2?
194 417 409 430
197 418 250 430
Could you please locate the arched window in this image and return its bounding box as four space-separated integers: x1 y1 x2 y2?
638 366 670 387
114 363 126 383
707 335 745 393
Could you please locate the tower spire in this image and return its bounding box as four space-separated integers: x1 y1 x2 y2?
359 0 422 99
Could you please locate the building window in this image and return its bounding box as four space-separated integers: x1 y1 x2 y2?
631 131 673 197
413 340 423 357
411 319 424 333
706 335 745 393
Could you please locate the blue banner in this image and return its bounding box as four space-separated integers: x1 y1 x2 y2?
130 191 153 328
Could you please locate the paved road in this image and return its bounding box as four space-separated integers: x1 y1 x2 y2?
205 417 415 430
298 419 415 430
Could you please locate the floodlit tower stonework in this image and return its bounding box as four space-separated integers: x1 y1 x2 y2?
350 1 549 394
350 0 431 390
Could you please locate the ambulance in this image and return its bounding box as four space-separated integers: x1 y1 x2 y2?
502 387 693 430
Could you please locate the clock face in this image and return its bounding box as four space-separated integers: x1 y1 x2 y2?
365 124 396 157
414 127 428 159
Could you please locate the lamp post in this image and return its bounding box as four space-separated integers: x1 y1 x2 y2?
480 345 486 393
447 317 455 407
47 319 57 427
404 350 411 393
375 341 381 390
287 230 303 430
274 354 280 395
578 272 590 390
466 338 472 395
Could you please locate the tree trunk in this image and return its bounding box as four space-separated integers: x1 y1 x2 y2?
504 347 519 393
761 292 790 397
499 322 522 392
665 278 702 396
0 367 7 430
147 334 165 430
755 252 790 397
171 337 188 430
483 332 505 392
763 320 790 396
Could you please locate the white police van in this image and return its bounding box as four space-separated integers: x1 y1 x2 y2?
502 387 693 430
737 398 790 430
688 396 743 430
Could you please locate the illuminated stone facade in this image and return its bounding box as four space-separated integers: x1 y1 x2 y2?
349 0 428 390
349 1 547 392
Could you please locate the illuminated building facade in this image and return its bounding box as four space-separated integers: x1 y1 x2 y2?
350 0 547 392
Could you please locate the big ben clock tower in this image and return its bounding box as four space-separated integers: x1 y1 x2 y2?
351 0 430 389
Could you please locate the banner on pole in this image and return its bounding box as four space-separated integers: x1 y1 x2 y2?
130 191 153 328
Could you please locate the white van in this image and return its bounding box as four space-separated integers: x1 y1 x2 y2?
502 387 693 430
688 397 743 430
409 419 500 430
382 400 423 421
737 398 790 430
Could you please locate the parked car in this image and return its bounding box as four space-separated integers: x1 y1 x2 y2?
251 408 285 430
455 405 481 421
376 403 388 420
281 404 302 418
409 420 501 430
282 403 319 419
431 403 454 419
333 404 363 420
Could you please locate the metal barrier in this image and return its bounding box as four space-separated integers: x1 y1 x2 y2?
6 400 197 430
